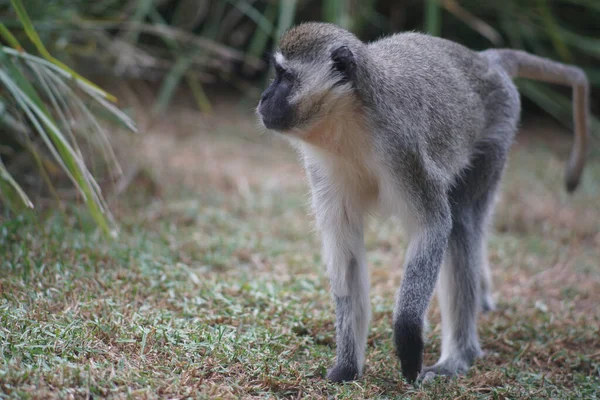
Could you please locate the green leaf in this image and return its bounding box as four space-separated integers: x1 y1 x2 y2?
154 55 195 114
425 0 442 36
536 0 572 62
244 0 277 74
153 1 226 113
185 72 213 114
9 0 117 103
0 22 23 50
1 47 137 132
277 0 298 39
228 0 274 35
0 47 112 237
0 156 33 210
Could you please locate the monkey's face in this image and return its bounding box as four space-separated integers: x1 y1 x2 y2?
257 46 357 135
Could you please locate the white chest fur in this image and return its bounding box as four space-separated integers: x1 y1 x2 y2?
293 113 418 234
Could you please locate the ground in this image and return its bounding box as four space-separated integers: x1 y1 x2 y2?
1 101 599 399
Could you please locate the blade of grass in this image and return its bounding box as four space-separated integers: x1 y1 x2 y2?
0 97 27 135
9 0 117 103
73 20 248 62
0 155 33 209
0 22 23 50
425 0 442 36
146 7 212 114
257 0 297 95
354 0 385 34
23 135 65 213
172 0 210 29
0 69 83 196
536 0 572 62
6 77 113 235
244 0 277 74
185 72 213 114
29 60 105 195
30 64 82 152
227 0 274 36
122 0 155 44
500 2 525 50
2 47 135 129
277 0 298 39
37 66 123 179
323 0 347 26
441 0 502 45
153 1 227 113
4 47 134 170
153 55 194 114
555 26 600 59
0 54 112 235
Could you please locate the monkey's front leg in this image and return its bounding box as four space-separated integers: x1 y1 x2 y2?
394 202 452 383
321 211 370 382
309 182 370 382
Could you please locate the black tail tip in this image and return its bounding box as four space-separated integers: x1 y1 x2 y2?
565 177 580 193
394 319 424 383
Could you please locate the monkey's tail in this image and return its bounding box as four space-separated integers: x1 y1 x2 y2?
484 49 590 192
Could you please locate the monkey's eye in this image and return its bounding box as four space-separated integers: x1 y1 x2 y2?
275 64 294 83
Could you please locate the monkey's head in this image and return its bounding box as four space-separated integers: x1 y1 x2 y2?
257 23 363 135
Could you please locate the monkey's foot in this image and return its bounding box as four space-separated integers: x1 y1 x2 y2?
417 349 483 384
326 363 359 383
481 294 496 313
417 361 465 383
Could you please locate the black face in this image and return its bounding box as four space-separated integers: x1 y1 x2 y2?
258 47 355 132
258 61 295 131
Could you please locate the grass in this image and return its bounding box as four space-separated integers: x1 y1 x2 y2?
1 104 599 399
0 1 136 235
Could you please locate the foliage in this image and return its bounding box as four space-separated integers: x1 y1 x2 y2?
1 0 597 130
0 0 136 236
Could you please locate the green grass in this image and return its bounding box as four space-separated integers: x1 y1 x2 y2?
1 109 599 399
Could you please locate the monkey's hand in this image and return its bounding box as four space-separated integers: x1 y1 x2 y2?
394 318 424 383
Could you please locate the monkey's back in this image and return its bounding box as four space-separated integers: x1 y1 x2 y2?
363 33 518 180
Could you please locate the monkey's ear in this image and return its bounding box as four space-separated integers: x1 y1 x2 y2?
331 46 355 82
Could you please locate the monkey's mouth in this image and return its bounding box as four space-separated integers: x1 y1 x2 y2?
258 108 294 132
261 115 293 131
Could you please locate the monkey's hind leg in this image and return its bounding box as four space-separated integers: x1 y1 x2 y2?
480 245 496 313
419 138 509 382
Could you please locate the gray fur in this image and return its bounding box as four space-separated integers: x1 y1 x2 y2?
256 22 590 384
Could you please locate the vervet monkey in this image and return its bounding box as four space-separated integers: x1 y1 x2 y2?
257 22 589 383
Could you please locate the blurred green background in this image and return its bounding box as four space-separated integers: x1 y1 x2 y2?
5 0 598 112
0 0 599 228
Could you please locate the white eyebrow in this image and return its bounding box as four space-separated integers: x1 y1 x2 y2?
274 52 286 65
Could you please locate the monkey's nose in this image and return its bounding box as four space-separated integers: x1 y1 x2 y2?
260 91 271 103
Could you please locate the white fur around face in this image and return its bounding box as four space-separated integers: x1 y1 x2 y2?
274 52 286 66
294 91 419 236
